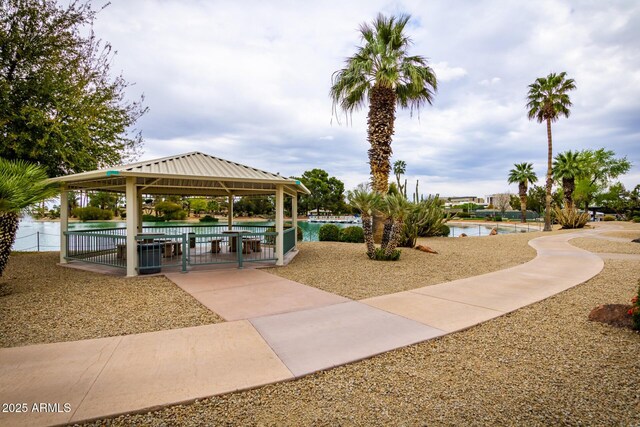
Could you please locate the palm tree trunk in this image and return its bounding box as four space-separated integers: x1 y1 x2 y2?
563 177 575 210
384 220 403 257
361 214 375 258
519 182 527 223
381 217 393 249
544 118 553 232
0 212 19 276
367 85 396 194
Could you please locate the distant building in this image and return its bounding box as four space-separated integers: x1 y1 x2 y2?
486 193 511 208
443 196 486 207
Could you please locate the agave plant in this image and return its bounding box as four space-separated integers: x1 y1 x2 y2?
400 196 449 248
553 206 590 229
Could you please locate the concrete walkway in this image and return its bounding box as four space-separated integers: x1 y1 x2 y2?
0 230 608 426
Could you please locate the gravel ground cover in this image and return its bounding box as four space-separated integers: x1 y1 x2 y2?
571 237 640 254
602 230 640 239
82 257 640 426
268 232 543 300
0 253 222 347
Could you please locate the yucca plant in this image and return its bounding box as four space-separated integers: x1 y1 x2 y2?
0 158 58 276
553 206 590 229
400 196 449 248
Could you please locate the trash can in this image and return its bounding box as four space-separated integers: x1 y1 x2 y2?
138 243 162 274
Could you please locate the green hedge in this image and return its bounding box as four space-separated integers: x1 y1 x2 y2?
72 207 113 221
319 224 341 241
199 215 219 223
340 226 364 243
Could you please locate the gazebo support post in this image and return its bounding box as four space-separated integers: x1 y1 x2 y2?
136 192 143 233
291 193 298 251
125 177 139 277
275 185 284 265
59 185 68 264
227 194 233 230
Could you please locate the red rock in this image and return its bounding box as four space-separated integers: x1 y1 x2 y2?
489 228 498 236
460 233 467 238
415 245 438 254
588 304 634 329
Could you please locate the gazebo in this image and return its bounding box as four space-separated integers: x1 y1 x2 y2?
48 152 310 276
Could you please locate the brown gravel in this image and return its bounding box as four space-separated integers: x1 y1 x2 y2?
0 253 222 348
268 232 543 300
602 230 640 239
571 237 640 254
81 257 640 426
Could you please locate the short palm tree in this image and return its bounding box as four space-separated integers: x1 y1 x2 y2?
553 150 585 209
507 162 538 223
526 71 576 231
347 188 381 258
379 193 410 256
0 158 57 276
331 14 437 195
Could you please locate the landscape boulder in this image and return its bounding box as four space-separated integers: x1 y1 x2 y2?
415 245 438 254
489 228 498 236
460 233 467 238
588 304 634 329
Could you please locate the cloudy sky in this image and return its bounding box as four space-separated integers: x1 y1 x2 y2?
93 0 639 198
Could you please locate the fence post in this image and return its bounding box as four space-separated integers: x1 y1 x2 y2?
181 233 188 273
37 232 40 252
237 233 243 269
478 224 481 236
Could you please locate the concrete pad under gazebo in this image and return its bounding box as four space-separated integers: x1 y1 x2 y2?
47 152 310 276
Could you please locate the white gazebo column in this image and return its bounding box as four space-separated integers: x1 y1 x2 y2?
59 185 68 264
291 193 298 251
227 194 234 230
125 177 139 277
275 185 284 265
136 192 143 233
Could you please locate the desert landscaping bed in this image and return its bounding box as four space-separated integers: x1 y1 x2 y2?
571 237 640 254
82 255 640 426
268 231 544 300
0 253 223 348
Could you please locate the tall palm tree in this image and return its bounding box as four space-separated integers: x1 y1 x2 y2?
347 188 381 258
553 150 585 210
526 72 576 231
0 158 57 276
331 14 437 195
507 162 538 223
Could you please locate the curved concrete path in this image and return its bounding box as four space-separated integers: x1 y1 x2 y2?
0 230 610 426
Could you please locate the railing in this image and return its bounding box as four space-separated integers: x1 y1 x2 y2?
449 222 544 237
66 231 127 268
283 227 296 254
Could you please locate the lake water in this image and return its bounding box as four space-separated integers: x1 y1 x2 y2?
12 219 536 252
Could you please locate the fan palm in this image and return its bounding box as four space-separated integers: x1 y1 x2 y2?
331 13 437 195
379 193 410 256
553 150 585 210
347 189 381 258
0 158 57 276
526 72 576 231
507 162 538 223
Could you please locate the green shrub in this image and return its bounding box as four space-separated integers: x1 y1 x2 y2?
155 201 187 220
495 215 502 222
603 215 615 221
319 224 341 241
199 215 219 223
142 214 165 222
437 224 450 237
297 227 303 241
633 216 640 223
456 211 471 218
340 226 364 243
370 247 401 261
554 207 590 229
72 207 113 221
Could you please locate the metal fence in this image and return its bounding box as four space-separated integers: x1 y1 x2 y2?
60 225 291 273
449 222 543 237
12 231 61 252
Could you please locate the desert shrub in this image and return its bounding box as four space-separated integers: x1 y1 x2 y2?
630 283 640 330
633 216 640 223
456 211 471 219
400 196 449 247
319 224 341 241
340 226 364 243
495 215 503 222
370 247 401 261
142 214 165 222
437 224 450 237
603 215 615 221
155 201 187 221
199 215 219 223
554 207 590 229
72 207 113 221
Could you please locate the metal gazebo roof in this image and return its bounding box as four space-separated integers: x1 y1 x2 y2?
47 151 310 196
